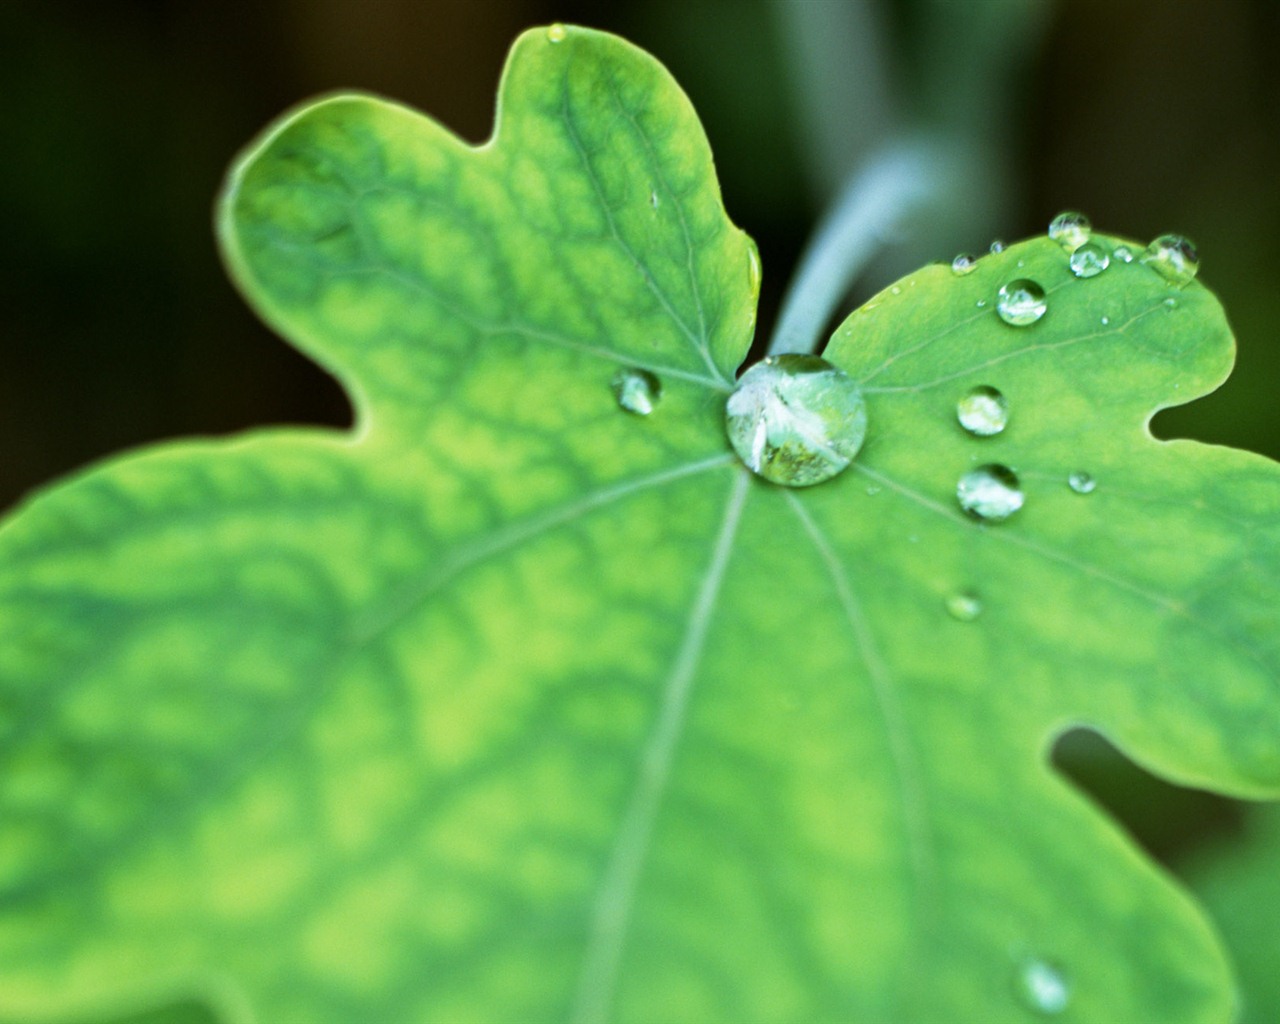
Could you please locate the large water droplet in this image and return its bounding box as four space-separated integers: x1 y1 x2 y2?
957 464 1024 521
1068 470 1096 494
1142 234 1199 285
611 368 661 415
725 355 868 487
1048 211 1091 251
946 591 983 621
1069 242 1110 278
996 280 1047 326
546 22 568 42
956 385 1009 436
1016 959 1071 1015
951 253 979 276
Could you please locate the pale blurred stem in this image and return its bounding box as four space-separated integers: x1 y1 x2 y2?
766 140 941 357
766 0 937 358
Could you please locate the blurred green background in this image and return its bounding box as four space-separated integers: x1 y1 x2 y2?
1 0 1277 995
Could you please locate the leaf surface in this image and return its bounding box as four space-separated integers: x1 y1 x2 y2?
2 23 1279 1024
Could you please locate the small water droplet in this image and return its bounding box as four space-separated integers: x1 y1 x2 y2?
891 285 902 295
1142 234 1199 285
724 355 868 487
957 464 1024 522
976 299 988 308
996 280 1048 326
951 253 979 275
1068 471 1096 494
946 591 983 621
1048 211 1091 252
649 190 659 210
1163 297 1178 309
1100 315 1110 326
546 22 567 42
1016 959 1071 1015
611 367 661 415
1113 244 1135 263
1069 242 1110 278
956 385 1009 437
866 485 881 496
989 239 1006 254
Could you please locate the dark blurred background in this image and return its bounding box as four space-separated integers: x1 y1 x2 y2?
1 0 1277 863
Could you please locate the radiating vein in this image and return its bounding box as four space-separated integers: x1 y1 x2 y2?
350 453 737 644
606 70 714 369
855 463 1275 681
784 492 938 913
570 469 750 1024
862 300 1167 395
558 82 725 385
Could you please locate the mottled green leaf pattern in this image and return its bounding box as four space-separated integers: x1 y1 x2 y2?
1 23 1278 1024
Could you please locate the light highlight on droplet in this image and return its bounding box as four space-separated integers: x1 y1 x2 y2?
945 592 983 621
611 368 661 415
996 280 1047 326
1016 959 1071 1015
957 464 1024 522
1048 211 1091 251
725 355 868 487
1069 242 1110 278
1142 234 1199 285
1068 471 1096 494
956 386 1009 437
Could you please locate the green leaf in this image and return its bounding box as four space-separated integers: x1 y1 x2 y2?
1182 804 1280 1024
2 22 1278 1024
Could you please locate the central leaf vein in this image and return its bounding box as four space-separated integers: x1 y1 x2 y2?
570 469 750 1024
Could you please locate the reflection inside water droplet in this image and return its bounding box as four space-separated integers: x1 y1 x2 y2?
996 280 1047 326
724 355 868 487
946 591 983 621
1068 471 1096 494
1069 242 1110 278
611 367 661 415
951 253 979 276
1142 234 1199 285
1016 959 1071 1015
1048 211 1091 251
956 385 1009 436
957 464 1024 521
